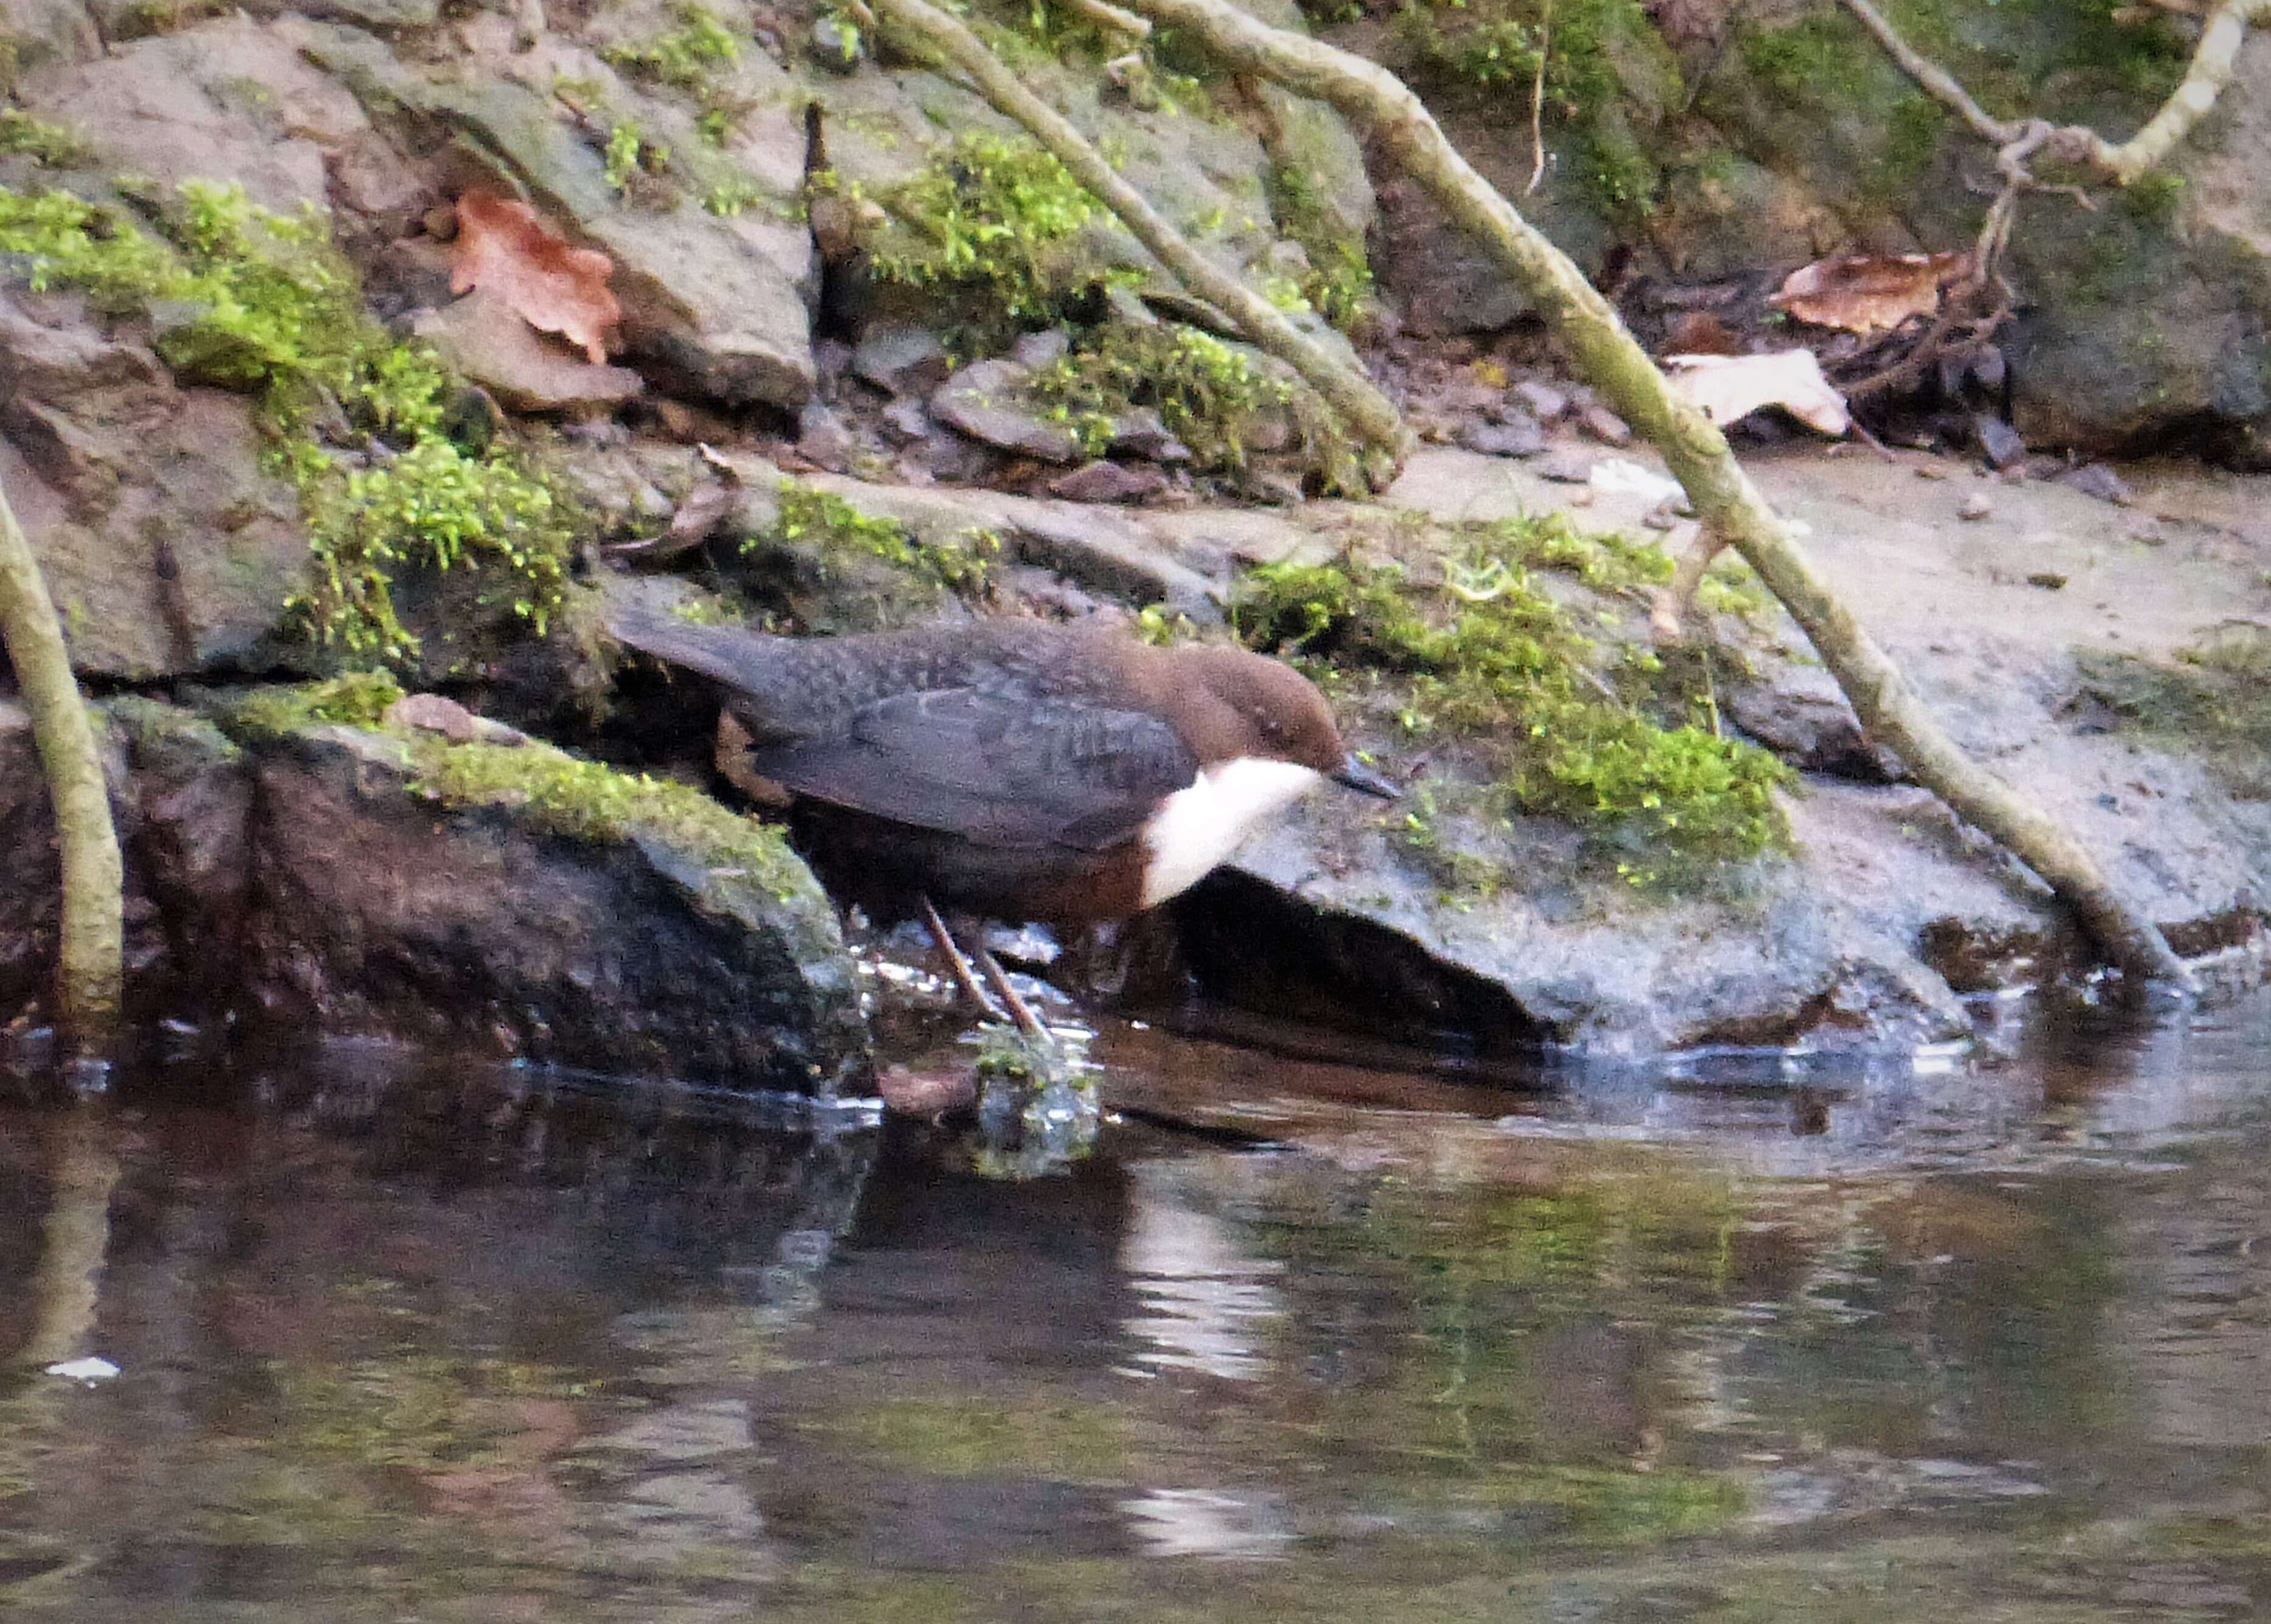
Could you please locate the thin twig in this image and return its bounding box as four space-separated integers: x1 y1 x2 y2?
1842 0 2271 186
1525 0 1552 195
1838 0 2017 145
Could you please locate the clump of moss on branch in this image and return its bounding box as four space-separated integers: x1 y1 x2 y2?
1233 513 1789 886
0 180 578 660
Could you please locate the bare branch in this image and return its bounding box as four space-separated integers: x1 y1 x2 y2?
2084 0 2271 181
1526 0 1551 195
1838 0 2017 146
1117 0 2194 989
0 472 124 1051
1842 0 2270 187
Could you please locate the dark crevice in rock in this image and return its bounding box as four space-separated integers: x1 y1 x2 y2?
1169 868 1552 1054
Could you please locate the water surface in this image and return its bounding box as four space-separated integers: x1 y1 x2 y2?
5 995 2271 1620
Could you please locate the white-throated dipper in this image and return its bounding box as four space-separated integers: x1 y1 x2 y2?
606 595 1399 930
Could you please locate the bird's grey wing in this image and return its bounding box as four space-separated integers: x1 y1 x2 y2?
745 685 1198 850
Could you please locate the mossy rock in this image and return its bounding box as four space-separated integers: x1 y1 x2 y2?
304 21 817 410
1678 0 2266 455
209 677 872 1092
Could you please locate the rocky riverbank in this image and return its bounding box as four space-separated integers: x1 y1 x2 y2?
1 0 2267 1079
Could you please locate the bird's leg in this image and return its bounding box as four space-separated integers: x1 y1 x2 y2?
920 896 1010 1024
973 943 1050 1043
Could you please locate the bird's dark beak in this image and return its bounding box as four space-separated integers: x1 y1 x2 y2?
1331 753 1400 799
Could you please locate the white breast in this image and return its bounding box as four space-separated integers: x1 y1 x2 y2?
1139 757 1324 908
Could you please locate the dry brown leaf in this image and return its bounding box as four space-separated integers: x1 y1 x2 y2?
1659 310 1743 355
450 189 622 365
1663 350 1851 437
1768 250 1970 334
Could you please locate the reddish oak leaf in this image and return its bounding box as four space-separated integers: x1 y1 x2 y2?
450 189 621 365
1768 250 1971 335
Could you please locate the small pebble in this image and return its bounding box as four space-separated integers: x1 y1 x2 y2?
2055 461 2135 505
1512 379 1569 421
2026 571 2068 590
1958 491 1993 521
1974 413 2028 469
1578 404 1632 447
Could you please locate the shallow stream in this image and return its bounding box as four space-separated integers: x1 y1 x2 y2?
5 991 2271 1620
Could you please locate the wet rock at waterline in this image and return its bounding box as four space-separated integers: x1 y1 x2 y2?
0 690 869 1091
1 699 253 1024
218 702 869 1091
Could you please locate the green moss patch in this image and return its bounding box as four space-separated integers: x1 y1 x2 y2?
224 674 813 897
2074 630 2271 799
0 108 94 167
226 669 408 738
1233 514 1789 886
1266 164 1373 332
601 2 741 96
1391 0 1674 223
1027 321 1364 495
0 179 579 660
413 738 806 891
849 130 1122 331
759 480 1000 600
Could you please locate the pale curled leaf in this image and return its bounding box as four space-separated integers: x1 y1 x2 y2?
1768 250 1970 334
1662 351 1851 436
450 189 623 365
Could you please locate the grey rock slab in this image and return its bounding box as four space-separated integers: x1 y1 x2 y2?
716 458 1223 621
1048 459 1171 505
931 359 1083 464
306 24 816 410
412 287 644 413
1457 416 1547 458
0 293 308 679
1206 776 2013 1056
1107 407 1191 464
852 324 951 399
23 18 391 214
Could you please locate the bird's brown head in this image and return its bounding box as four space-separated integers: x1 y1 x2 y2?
1165 644 1399 797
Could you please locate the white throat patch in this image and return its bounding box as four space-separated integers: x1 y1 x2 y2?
1139 757 1324 907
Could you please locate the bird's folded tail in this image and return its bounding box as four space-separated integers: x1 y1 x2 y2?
598 575 779 691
